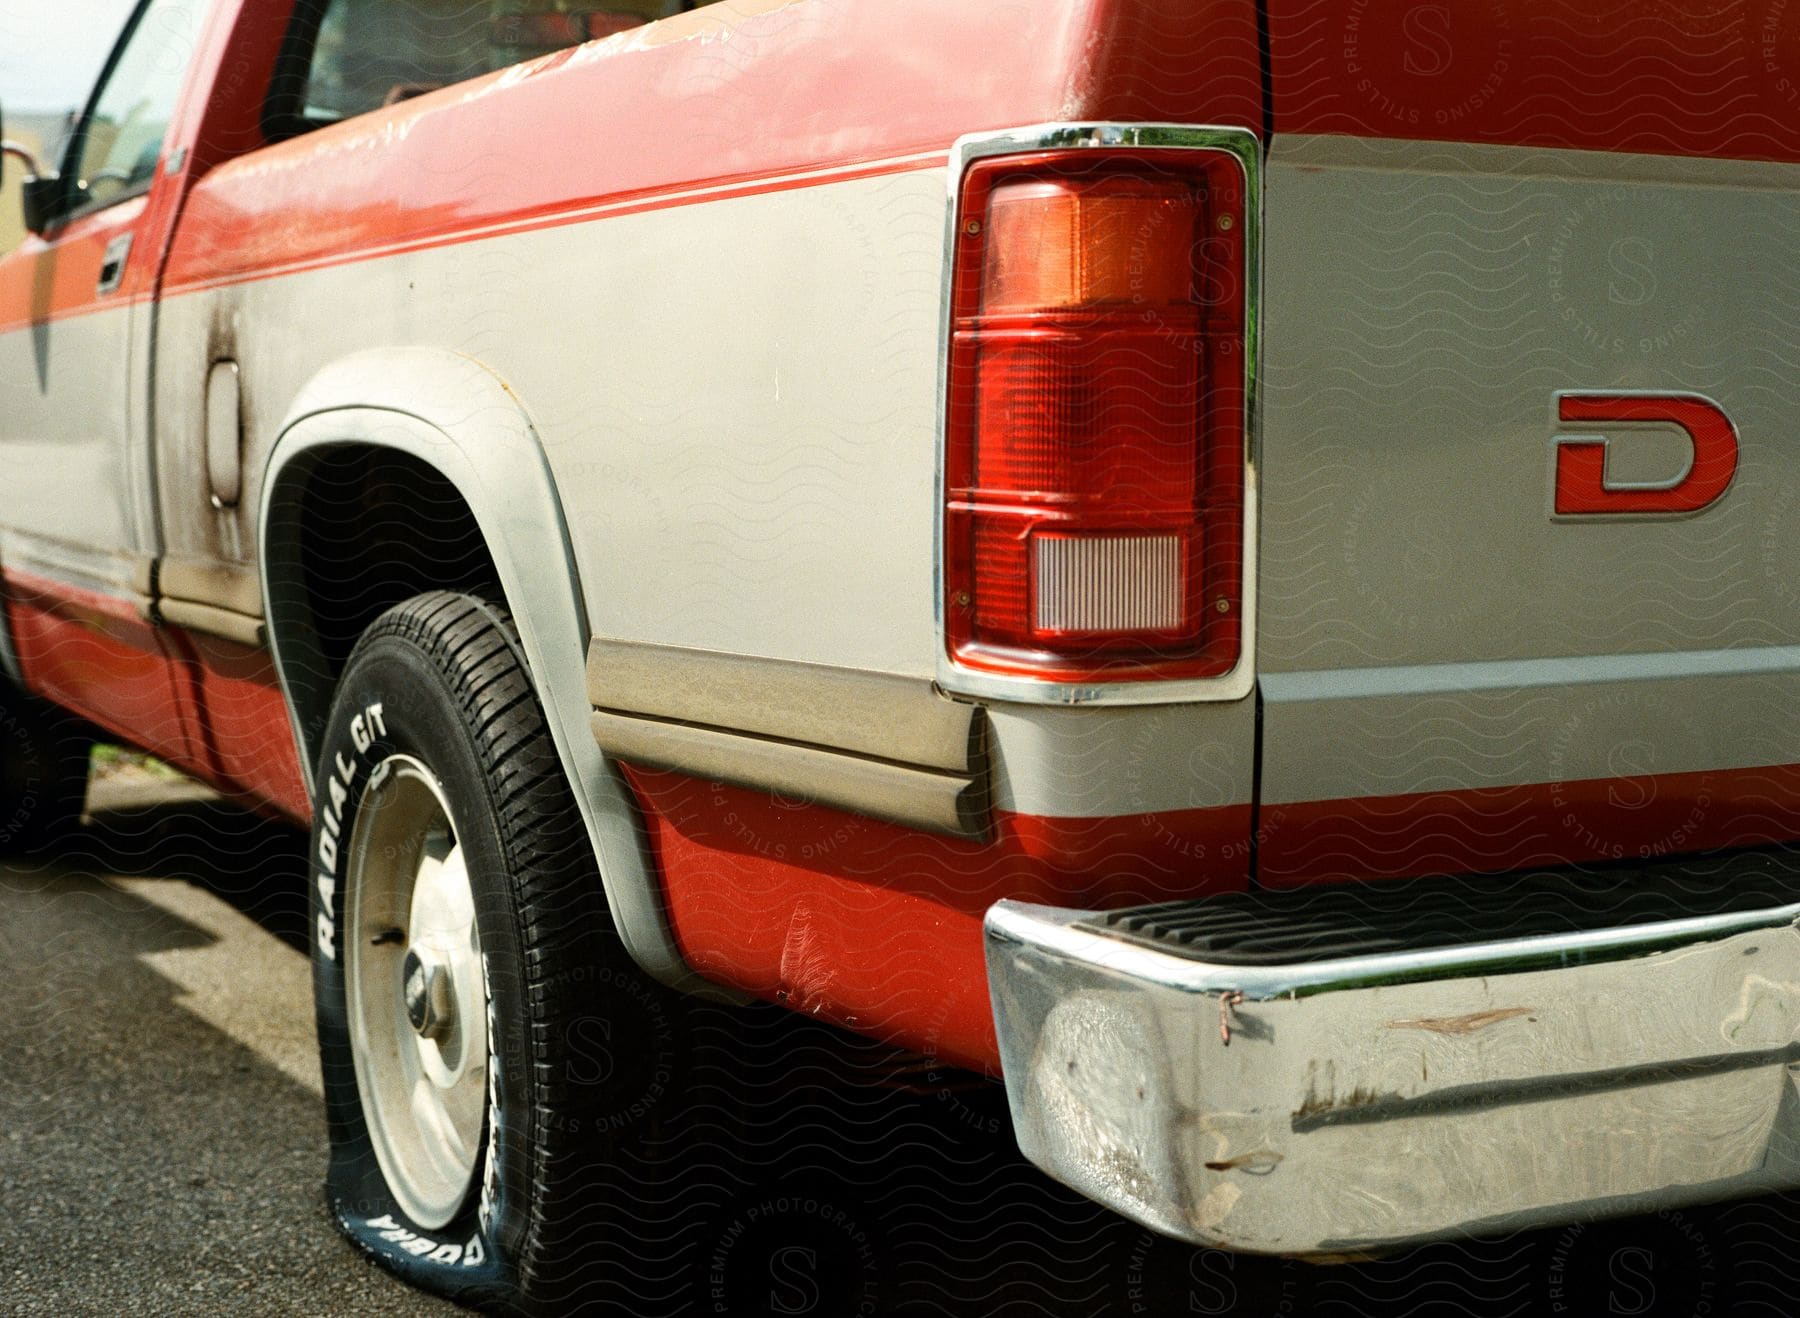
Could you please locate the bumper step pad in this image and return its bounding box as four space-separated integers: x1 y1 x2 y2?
1084 848 1800 966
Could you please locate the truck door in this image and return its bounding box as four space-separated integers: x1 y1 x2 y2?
0 0 208 757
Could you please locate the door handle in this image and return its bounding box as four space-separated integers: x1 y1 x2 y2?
97 233 132 296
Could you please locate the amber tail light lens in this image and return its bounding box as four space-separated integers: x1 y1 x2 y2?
944 149 1248 684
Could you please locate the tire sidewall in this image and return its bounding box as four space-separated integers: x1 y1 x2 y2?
0 692 89 853
0 695 58 851
311 631 532 1304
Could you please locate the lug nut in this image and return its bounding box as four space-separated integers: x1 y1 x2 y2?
402 948 454 1042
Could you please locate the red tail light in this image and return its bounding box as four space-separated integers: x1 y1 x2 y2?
944 148 1249 685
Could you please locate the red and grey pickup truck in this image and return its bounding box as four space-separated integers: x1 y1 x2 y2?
4 0 1800 1310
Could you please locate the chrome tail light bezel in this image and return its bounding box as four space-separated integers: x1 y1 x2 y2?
932 123 1263 707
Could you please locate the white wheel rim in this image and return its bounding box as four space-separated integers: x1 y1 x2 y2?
344 754 487 1229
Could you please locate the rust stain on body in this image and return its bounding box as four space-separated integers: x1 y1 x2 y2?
1292 1083 1391 1122
1386 1006 1536 1035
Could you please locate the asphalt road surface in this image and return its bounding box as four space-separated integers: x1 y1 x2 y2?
0 773 455 1315
4 772 1799 1317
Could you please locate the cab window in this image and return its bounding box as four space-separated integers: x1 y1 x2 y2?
68 0 207 213
274 1 696 135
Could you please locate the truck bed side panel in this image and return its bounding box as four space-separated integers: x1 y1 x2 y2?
151 0 1267 1067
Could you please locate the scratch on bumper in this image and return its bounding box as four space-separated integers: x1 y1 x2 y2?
1385 1005 1537 1034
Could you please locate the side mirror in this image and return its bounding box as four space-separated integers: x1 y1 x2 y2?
19 175 60 234
3 94 62 235
1 141 60 235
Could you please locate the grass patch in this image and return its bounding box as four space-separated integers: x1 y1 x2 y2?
90 744 186 782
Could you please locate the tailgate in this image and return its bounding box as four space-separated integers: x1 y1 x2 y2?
1255 133 1800 883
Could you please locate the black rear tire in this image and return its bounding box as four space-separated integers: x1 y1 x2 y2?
0 683 92 854
310 591 687 1314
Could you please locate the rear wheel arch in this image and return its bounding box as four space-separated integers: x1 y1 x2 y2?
257 347 700 993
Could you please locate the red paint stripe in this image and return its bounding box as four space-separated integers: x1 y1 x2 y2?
4 590 203 771
0 197 149 338
2 569 308 821
4 0 1263 326
157 0 1260 305
1260 762 1800 887
625 766 1252 1072
1266 0 1800 164
171 629 311 823
632 752 1800 1065
3 567 146 626
0 290 151 338
158 152 949 302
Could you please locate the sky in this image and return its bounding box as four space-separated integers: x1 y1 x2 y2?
0 0 140 117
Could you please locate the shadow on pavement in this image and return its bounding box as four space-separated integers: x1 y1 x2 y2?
74 780 313 952
0 784 453 1314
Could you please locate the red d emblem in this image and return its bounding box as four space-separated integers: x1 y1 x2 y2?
1552 393 1739 517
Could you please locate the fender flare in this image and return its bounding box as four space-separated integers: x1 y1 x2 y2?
258 346 704 994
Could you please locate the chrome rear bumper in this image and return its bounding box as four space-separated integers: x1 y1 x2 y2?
984 880 1800 1256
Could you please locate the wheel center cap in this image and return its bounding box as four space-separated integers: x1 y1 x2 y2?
402 947 454 1041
